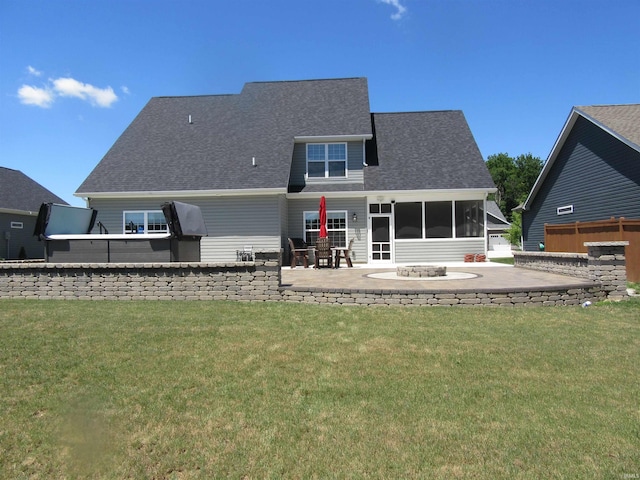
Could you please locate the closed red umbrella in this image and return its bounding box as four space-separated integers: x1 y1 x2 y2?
319 196 328 238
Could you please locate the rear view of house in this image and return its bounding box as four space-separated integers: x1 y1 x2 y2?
76 78 496 264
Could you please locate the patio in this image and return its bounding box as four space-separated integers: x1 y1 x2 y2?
281 262 595 293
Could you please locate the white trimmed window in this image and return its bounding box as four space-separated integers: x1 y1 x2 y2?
303 210 347 248
10 222 24 229
557 205 574 215
306 143 347 178
123 211 168 234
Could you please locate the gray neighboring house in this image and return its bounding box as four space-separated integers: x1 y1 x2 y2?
0 167 68 260
486 200 511 253
76 78 496 264
520 104 640 252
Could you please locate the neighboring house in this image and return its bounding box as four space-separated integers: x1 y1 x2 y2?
520 104 640 251
0 166 68 260
486 200 511 253
76 78 496 264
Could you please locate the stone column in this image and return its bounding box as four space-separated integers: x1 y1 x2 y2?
585 241 629 301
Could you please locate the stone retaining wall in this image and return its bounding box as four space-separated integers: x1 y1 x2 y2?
281 285 605 307
514 241 628 301
0 251 282 301
513 251 590 278
0 243 629 305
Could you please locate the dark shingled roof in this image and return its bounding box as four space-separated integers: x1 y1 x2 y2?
77 78 372 194
364 111 495 191
77 78 494 196
0 167 68 212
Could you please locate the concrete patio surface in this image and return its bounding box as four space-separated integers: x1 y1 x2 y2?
281 262 595 293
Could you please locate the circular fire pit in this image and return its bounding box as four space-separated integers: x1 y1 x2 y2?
397 265 447 278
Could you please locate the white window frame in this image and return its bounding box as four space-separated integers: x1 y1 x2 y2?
122 210 168 234
557 205 574 215
306 143 347 179
303 210 348 248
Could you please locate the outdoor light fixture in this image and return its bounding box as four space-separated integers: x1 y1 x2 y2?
352 212 357 222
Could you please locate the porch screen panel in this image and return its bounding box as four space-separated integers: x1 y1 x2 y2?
394 202 422 239
426 201 453 238
455 201 484 237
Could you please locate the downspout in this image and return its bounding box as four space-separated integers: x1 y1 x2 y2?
362 138 368 167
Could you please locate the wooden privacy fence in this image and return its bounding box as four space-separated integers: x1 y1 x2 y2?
544 217 640 282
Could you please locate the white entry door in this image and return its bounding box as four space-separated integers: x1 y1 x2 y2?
368 202 393 263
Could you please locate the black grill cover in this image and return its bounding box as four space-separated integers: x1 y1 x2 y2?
161 201 208 239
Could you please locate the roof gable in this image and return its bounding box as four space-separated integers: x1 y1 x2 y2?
0 167 68 213
523 104 640 210
364 111 495 191
577 104 640 151
76 78 372 195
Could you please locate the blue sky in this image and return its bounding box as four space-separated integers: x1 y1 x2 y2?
1 0 638 206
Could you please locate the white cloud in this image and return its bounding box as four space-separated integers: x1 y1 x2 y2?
379 0 407 20
18 85 54 107
121 86 130 95
17 67 119 108
27 65 42 76
52 77 118 107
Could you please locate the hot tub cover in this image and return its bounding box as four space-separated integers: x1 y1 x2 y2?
34 203 97 238
161 201 207 239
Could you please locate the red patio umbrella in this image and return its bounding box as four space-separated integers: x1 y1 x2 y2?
319 196 328 238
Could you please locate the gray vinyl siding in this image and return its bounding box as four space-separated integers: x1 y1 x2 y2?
523 116 640 251
287 196 367 263
89 194 285 262
0 212 43 260
289 141 365 188
394 238 485 263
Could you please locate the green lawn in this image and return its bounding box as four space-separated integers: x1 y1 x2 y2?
1 299 638 479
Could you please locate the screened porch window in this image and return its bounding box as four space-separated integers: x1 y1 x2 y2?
393 200 484 239
455 201 484 237
303 210 347 248
123 211 168 234
426 201 453 238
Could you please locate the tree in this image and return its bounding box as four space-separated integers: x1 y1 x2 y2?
486 152 543 221
503 210 522 247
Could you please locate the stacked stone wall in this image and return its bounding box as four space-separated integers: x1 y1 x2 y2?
280 285 605 307
0 251 281 301
0 243 629 305
513 251 590 278
585 242 629 301
514 242 628 301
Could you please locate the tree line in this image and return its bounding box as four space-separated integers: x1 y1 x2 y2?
485 153 544 245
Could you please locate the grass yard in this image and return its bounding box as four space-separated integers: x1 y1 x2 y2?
1 299 638 479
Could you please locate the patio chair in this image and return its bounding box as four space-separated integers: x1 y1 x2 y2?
314 237 332 268
236 245 253 261
334 238 354 268
288 237 309 268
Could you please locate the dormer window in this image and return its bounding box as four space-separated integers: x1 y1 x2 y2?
307 143 347 178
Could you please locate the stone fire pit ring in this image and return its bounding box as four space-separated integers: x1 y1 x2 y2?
397 265 447 278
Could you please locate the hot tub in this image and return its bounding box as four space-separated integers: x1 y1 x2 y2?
34 202 207 263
